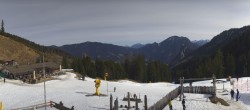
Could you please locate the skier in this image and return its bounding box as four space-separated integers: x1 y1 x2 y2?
230 89 235 100
3 78 5 83
182 99 186 110
236 89 239 101
168 99 173 110
114 87 116 92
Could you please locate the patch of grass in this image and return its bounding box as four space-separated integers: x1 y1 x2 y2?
0 35 63 65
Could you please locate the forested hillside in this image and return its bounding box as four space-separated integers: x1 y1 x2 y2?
0 31 72 64
172 25 250 80
66 55 172 82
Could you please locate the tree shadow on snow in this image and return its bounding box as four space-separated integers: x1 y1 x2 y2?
89 106 108 110
75 91 108 97
75 91 92 95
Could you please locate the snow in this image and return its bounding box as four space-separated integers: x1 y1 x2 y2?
0 73 250 110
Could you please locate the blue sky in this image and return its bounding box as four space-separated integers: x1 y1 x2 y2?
1 0 250 46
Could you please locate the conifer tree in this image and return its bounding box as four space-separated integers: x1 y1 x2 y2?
224 54 235 77
62 56 69 68
1 19 5 33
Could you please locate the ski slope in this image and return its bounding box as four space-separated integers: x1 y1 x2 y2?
0 72 250 110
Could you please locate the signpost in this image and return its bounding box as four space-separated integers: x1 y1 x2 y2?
105 73 109 95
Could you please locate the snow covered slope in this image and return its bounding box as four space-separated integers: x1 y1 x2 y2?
0 73 250 110
0 73 178 110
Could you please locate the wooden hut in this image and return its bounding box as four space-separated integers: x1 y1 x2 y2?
2 62 60 82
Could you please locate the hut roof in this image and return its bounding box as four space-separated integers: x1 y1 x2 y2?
5 62 59 75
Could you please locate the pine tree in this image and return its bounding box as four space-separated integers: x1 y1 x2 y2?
62 56 69 68
224 54 235 77
134 55 145 82
213 49 224 78
95 59 105 78
1 19 5 33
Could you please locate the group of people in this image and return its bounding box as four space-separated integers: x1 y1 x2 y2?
230 89 240 101
168 98 186 110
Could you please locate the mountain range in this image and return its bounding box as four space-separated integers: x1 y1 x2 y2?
2 24 250 70
56 36 202 64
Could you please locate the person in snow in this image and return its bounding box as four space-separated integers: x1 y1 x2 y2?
230 89 235 99
168 99 173 110
114 87 116 92
182 99 186 110
236 89 239 101
4 78 5 83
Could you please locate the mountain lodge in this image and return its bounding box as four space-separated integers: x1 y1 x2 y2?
0 62 60 83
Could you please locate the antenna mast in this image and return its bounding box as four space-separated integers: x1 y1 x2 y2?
43 53 47 109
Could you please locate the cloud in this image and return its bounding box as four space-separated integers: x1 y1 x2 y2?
1 0 250 46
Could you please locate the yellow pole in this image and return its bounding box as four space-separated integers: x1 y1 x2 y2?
95 79 101 95
0 102 3 110
105 73 108 95
96 87 100 95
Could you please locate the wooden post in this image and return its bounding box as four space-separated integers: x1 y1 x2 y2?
212 74 216 95
128 92 130 109
33 71 36 80
135 96 138 110
144 95 148 110
110 94 113 110
182 77 184 98
247 79 248 91
179 77 182 101
179 77 184 101
223 82 224 91
189 82 191 93
241 78 242 90
114 98 118 110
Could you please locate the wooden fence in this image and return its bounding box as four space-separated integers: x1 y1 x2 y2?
148 86 180 110
183 86 215 94
11 101 74 110
147 86 215 110
11 102 50 110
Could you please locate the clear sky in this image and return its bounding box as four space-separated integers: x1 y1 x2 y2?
1 0 250 46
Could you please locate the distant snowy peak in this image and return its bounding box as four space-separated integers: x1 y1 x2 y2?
192 40 210 46
131 43 145 49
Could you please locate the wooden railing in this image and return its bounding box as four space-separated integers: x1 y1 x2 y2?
148 86 180 110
